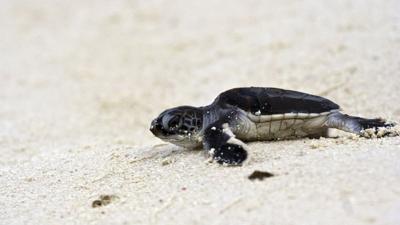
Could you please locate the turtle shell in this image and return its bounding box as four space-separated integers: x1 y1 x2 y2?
213 87 340 115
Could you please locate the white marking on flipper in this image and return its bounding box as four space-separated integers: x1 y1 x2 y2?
208 148 215 155
221 124 251 165
222 123 250 152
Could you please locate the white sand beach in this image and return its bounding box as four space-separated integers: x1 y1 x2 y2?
0 0 400 224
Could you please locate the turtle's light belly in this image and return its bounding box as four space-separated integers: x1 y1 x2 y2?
236 111 333 141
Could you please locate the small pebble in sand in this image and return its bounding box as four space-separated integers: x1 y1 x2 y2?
347 134 360 140
24 177 34 182
92 200 103 208
91 195 119 208
310 142 321 149
310 141 327 149
248 170 275 181
161 158 174 166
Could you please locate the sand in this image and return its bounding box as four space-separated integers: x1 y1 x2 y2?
1 0 400 224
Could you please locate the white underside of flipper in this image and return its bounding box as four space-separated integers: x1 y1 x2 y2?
222 123 250 151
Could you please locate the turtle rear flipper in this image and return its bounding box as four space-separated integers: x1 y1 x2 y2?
356 118 395 129
203 121 248 165
325 112 396 136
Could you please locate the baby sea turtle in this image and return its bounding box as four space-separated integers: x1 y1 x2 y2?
150 87 394 165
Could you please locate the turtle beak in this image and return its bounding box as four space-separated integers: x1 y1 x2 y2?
150 118 163 136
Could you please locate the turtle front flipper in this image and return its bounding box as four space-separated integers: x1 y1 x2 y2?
203 121 248 165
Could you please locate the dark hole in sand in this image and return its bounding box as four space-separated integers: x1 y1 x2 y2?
248 170 275 181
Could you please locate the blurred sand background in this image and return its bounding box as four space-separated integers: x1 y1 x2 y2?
1 0 400 224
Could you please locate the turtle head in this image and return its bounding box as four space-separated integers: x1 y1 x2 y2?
150 106 204 148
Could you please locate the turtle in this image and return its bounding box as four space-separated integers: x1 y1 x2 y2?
150 87 395 165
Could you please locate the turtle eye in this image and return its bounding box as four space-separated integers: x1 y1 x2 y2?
167 116 181 129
